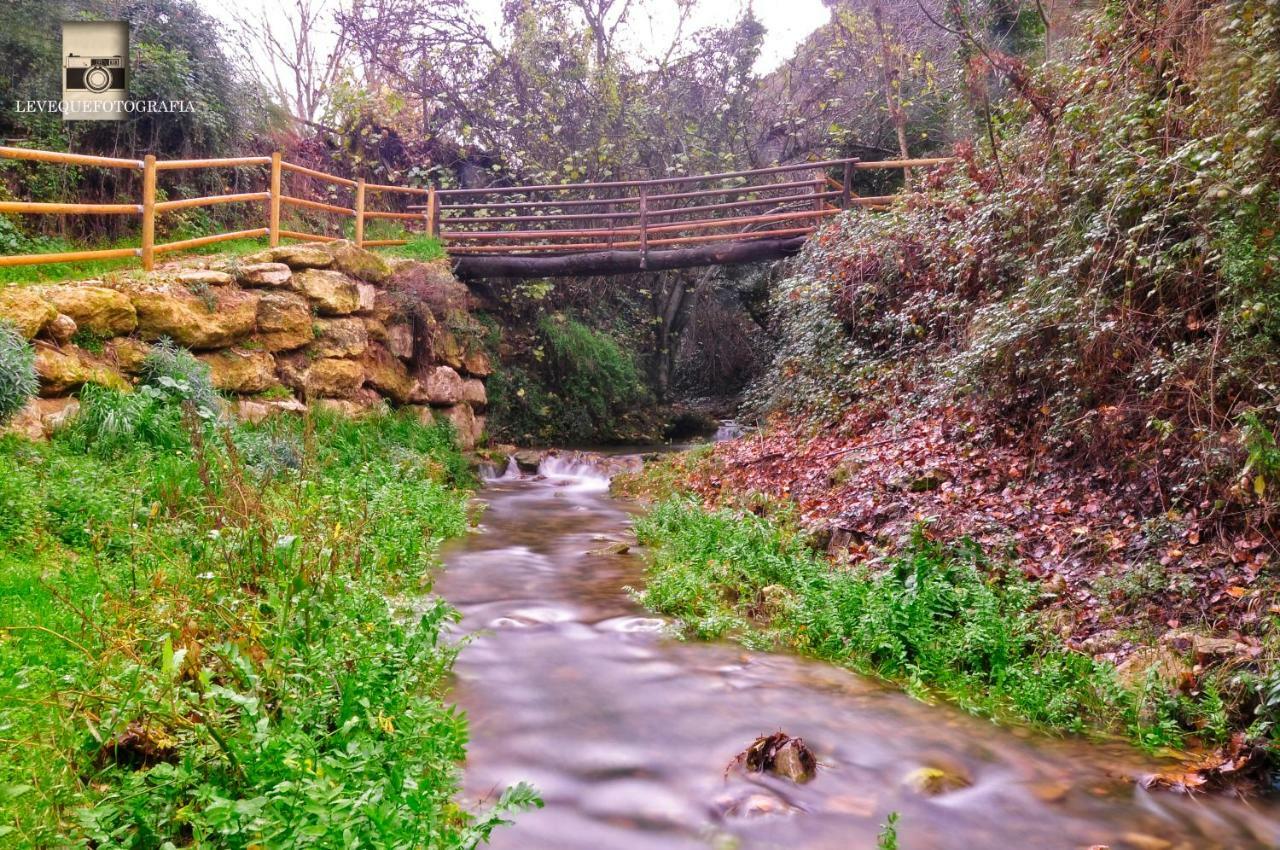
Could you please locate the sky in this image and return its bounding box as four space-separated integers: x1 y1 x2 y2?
209 0 832 78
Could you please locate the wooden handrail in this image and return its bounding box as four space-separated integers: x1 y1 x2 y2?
442 208 841 242
280 160 358 188
447 226 817 254
434 158 862 195
280 194 355 216
278 228 341 243
155 191 270 213
0 246 140 267
154 156 272 171
365 182 433 196
0 200 140 215
0 144 921 273
154 228 269 255
0 145 143 169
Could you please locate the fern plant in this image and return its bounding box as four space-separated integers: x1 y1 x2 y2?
0 320 38 425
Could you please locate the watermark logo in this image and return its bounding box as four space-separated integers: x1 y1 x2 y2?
62 21 129 121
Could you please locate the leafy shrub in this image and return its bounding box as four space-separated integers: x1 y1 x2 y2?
68 384 190 457
140 337 221 417
0 319 38 425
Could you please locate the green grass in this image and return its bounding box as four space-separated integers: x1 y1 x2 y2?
0 228 444 287
0 235 273 286
633 498 1240 753
0 387 537 846
382 234 447 262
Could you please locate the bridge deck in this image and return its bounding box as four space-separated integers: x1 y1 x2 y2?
415 157 953 278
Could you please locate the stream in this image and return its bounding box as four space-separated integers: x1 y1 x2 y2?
436 454 1280 850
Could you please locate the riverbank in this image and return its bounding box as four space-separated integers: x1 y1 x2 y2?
615 422 1280 794
0 387 533 845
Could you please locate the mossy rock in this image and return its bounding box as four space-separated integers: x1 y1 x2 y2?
199 348 279 394
131 286 259 350
361 342 417 404
246 243 334 269
296 269 360 316
309 317 369 358
304 357 364 399
37 285 137 336
329 240 392 284
34 344 129 396
0 288 57 339
256 291 314 352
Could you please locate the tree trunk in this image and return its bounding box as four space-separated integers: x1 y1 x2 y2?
871 0 911 178
450 237 809 280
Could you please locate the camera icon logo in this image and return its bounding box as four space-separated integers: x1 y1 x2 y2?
61 21 129 121
64 54 126 93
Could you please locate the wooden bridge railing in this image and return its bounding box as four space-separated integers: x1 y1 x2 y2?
0 145 954 275
417 157 953 262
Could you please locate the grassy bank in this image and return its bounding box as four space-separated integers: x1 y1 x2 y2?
631 495 1276 785
0 368 533 845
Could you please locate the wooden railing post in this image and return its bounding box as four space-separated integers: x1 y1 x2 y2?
141 154 156 271
269 152 282 246
841 161 853 209
638 184 649 269
425 186 438 238
354 178 366 247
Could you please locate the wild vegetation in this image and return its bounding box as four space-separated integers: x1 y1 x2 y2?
0 345 535 846
634 497 1268 765
486 313 653 445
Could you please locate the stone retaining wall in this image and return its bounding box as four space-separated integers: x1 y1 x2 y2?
1 241 491 448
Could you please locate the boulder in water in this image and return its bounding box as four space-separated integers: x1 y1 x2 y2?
728 732 817 784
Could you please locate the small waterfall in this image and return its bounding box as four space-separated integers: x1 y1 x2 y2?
537 454 612 492
480 456 524 482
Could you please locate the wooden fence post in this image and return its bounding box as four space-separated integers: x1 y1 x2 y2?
141 154 156 271
841 161 853 209
425 186 438 239
354 178 366 247
269 152 282 247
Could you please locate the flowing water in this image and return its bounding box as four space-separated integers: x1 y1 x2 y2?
437 455 1280 850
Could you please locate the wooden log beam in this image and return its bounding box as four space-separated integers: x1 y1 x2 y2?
451 236 808 280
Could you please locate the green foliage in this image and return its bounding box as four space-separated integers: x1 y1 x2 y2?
140 337 221 416
0 320 37 425
0 401 536 846
634 498 1222 748
877 811 900 850
0 442 41 551
488 314 650 444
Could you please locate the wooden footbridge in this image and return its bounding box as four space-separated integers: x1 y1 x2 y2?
0 146 950 279
420 157 952 279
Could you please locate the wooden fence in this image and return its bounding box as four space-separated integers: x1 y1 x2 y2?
0 146 436 270
0 146 955 273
